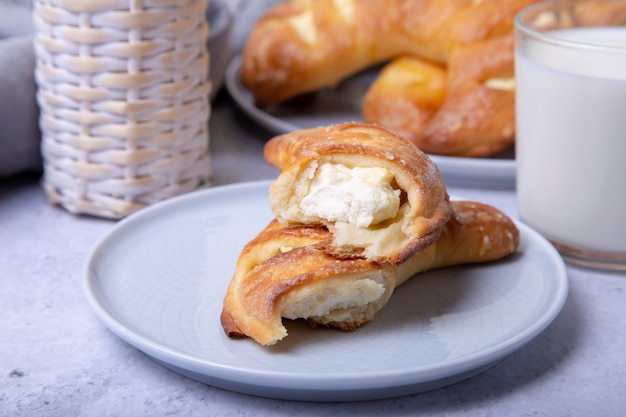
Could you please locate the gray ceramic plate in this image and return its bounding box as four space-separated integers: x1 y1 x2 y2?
85 181 568 402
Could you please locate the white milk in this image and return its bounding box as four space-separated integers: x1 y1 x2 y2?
516 27 626 253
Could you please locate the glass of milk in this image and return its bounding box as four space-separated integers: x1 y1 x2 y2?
515 0 626 270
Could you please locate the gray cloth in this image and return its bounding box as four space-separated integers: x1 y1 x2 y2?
0 3 40 177
0 35 41 177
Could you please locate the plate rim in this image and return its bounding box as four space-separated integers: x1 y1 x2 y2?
84 180 568 398
224 56 516 187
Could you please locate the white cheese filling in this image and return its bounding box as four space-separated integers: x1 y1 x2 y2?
299 163 401 228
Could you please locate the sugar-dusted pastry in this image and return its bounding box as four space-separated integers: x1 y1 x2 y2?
361 56 448 147
221 201 520 346
364 34 516 157
264 122 452 265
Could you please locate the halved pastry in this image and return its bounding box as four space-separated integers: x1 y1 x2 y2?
221 201 520 346
264 122 452 265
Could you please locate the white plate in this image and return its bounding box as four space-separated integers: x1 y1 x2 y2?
85 180 568 402
225 56 516 188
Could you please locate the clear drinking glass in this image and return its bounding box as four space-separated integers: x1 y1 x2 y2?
515 0 626 270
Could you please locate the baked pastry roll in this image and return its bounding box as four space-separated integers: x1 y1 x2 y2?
221 201 520 346
364 34 516 157
264 122 452 265
418 34 516 157
362 56 448 147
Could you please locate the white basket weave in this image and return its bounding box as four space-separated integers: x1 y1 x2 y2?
33 0 212 219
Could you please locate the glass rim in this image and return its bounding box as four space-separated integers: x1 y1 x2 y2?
515 0 626 52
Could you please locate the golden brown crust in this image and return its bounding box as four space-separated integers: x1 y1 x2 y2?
221 220 332 344
264 122 452 265
221 201 520 346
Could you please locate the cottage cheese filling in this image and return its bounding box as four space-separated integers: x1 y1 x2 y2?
299 163 401 228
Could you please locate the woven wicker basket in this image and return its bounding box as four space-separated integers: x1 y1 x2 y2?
33 0 212 219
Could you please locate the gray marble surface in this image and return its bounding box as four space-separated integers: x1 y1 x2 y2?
2 94 626 416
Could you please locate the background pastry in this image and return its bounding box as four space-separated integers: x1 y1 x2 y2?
364 34 516 157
